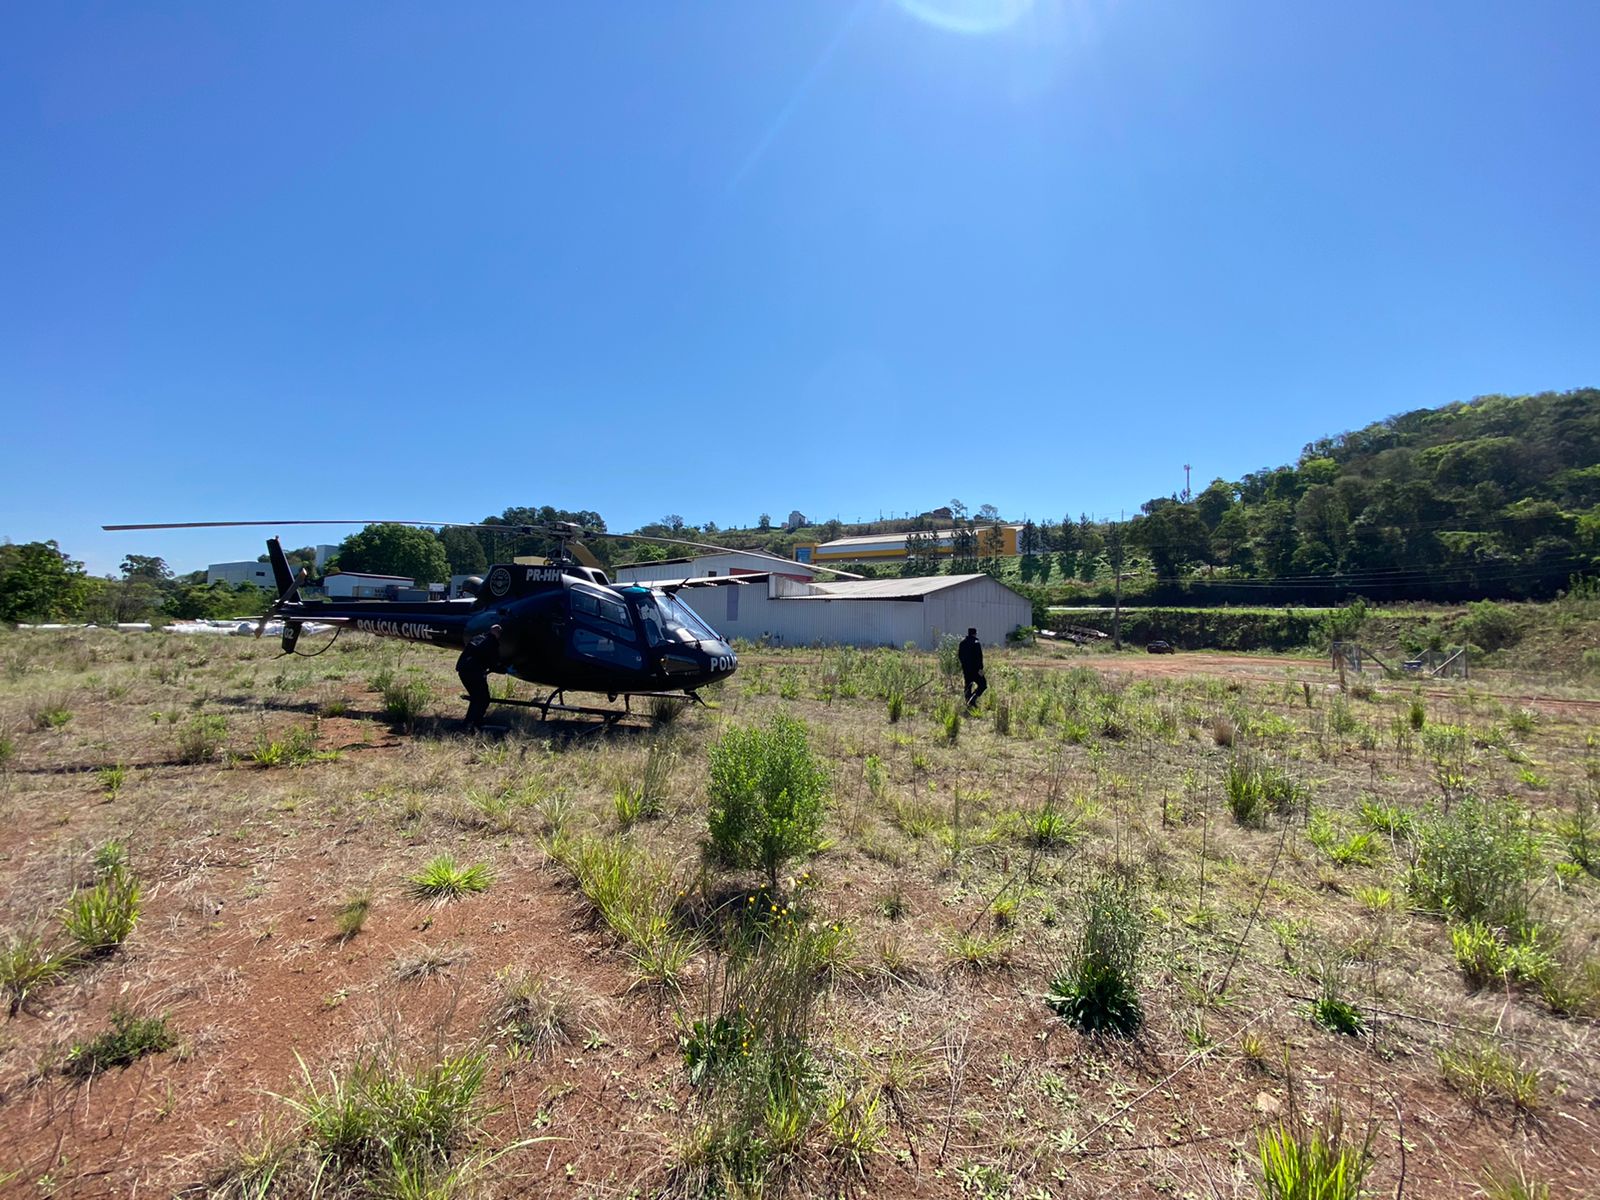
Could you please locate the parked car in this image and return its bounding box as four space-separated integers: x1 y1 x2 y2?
1146 640 1175 654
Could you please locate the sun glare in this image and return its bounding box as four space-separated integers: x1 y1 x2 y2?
893 0 1036 35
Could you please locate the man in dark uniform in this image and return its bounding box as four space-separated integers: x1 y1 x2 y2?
958 627 986 708
456 623 502 729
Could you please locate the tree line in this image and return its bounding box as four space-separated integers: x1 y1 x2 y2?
5 390 1596 621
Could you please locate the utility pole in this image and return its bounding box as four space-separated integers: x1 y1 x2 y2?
1108 516 1127 651
1182 463 1192 503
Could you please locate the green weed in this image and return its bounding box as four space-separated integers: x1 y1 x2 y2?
2 931 73 1016
175 714 228 764
284 1050 489 1184
407 855 492 903
1438 1035 1540 1111
1256 1112 1372 1200
1046 875 1145 1035
61 868 141 954
1224 754 1302 828
64 1009 175 1078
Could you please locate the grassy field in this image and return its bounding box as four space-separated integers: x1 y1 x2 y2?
1 629 1597 1198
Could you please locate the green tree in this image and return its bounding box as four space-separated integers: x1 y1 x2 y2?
1194 479 1237 532
438 527 487 576
977 521 1006 578
335 524 450 584
0 541 90 622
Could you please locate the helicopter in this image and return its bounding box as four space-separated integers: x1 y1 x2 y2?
103 518 857 725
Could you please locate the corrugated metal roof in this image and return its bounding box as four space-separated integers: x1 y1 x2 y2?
782 574 993 601
817 526 1021 549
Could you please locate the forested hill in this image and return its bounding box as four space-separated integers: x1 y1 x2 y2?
1115 388 1599 603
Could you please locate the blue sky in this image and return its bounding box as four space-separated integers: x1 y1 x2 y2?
4 1 1597 576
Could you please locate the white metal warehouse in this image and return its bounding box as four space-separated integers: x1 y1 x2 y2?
662 571 1032 650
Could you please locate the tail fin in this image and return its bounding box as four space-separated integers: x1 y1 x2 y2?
266 538 296 597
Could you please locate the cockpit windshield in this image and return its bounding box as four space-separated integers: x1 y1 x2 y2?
655 591 719 643
624 588 723 646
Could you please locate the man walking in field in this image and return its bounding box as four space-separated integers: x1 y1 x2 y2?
457 623 502 730
959 627 987 709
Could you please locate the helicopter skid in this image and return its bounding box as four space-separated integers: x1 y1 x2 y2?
467 689 698 726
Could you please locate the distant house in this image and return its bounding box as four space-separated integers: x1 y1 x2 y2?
785 510 808 531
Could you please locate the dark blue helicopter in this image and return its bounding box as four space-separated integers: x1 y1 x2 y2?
103 519 838 723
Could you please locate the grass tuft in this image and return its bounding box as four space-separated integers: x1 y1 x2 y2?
1046 875 1145 1035
407 855 492 904
61 868 141 954
335 889 373 940
2 931 73 1016
1256 1111 1372 1200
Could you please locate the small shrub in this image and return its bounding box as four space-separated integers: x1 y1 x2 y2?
1306 810 1377 867
1310 992 1364 1037
175 714 228 764
2 932 72 1016
1256 1112 1372 1200
616 740 676 828
550 836 699 990
407 855 492 903
1408 695 1426 731
1408 798 1541 929
1224 755 1302 828
34 703 72 730
381 673 432 731
1046 875 1145 1035
993 696 1011 735
938 700 961 744
1459 600 1521 652
1557 794 1598 876
863 754 886 798
64 1009 175 1078
62 868 141 954
1479 1161 1551 1200
650 694 687 724
1025 803 1078 849
92 840 129 877
707 715 830 889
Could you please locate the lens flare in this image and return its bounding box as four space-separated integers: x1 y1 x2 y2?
893 0 1036 35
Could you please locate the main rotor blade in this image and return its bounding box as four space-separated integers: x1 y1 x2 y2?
103 519 860 580
597 532 862 579
102 519 461 531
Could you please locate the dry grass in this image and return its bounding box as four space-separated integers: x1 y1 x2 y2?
0 627 1597 1198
